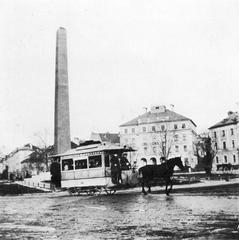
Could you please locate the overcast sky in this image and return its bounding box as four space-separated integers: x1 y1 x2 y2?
1 0 239 153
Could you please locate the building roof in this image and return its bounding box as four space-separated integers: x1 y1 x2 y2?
120 108 196 127
208 111 239 130
99 133 120 144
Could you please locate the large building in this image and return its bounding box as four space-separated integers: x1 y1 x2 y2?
209 111 239 169
119 105 198 168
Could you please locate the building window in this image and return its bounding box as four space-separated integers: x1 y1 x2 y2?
182 123 186 129
175 145 179 152
215 142 218 150
184 145 187 152
152 126 156 132
132 128 135 134
143 147 148 154
214 131 217 138
174 135 179 142
124 129 128 134
232 140 235 148
183 135 186 141
216 156 219 163
184 158 189 166
161 125 165 131
222 130 225 137
142 127 146 132
233 155 236 163
174 124 178 130
223 141 226 149
224 155 227 163
231 128 234 135
152 146 157 154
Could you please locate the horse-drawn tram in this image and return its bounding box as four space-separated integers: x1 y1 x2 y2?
54 142 137 195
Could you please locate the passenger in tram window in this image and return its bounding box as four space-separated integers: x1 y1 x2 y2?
64 164 69 171
89 160 95 168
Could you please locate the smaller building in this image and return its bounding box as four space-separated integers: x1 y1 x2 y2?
4 144 35 178
90 132 120 145
209 111 239 169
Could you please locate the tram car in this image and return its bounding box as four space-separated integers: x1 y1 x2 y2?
54 142 138 195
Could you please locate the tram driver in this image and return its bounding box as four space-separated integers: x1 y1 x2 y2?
120 153 131 170
110 154 121 184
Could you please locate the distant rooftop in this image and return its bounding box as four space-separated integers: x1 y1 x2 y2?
209 111 239 130
120 105 196 127
91 132 120 144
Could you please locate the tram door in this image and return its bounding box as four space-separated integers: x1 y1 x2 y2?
104 153 121 184
104 153 111 177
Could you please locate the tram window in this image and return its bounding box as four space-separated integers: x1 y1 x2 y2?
104 155 110 167
62 159 73 171
89 155 102 168
75 159 87 169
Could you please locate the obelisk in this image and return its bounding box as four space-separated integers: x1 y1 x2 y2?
54 27 71 154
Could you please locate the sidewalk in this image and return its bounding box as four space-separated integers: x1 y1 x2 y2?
116 178 239 195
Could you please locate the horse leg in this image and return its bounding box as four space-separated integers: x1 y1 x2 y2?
167 178 173 194
165 178 170 196
147 178 151 193
142 180 147 195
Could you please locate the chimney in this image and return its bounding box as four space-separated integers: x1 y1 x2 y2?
54 27 71 154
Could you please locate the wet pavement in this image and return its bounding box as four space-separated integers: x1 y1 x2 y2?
0 185 238 240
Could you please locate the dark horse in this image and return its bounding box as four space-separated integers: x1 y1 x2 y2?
138 157 184 195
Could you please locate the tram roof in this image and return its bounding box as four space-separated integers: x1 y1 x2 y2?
52 143 135 157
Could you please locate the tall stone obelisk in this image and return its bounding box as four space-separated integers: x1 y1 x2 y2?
54 27 71 154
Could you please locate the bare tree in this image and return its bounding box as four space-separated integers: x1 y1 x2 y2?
33 129 52 171
194 134 217 174
152 127 176 161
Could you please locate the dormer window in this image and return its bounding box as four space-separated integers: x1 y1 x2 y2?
182 123 186 129
174 124 178 130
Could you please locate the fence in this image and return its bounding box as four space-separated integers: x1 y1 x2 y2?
17 180 52 191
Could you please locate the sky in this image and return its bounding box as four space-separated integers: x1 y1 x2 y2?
1 0 239 154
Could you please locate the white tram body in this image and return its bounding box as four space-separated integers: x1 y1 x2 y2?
55 143 137 190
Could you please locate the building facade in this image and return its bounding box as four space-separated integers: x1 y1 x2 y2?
209 111 239 169
119 105 198 168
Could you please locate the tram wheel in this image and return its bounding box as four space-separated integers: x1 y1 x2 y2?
104 188 116 195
